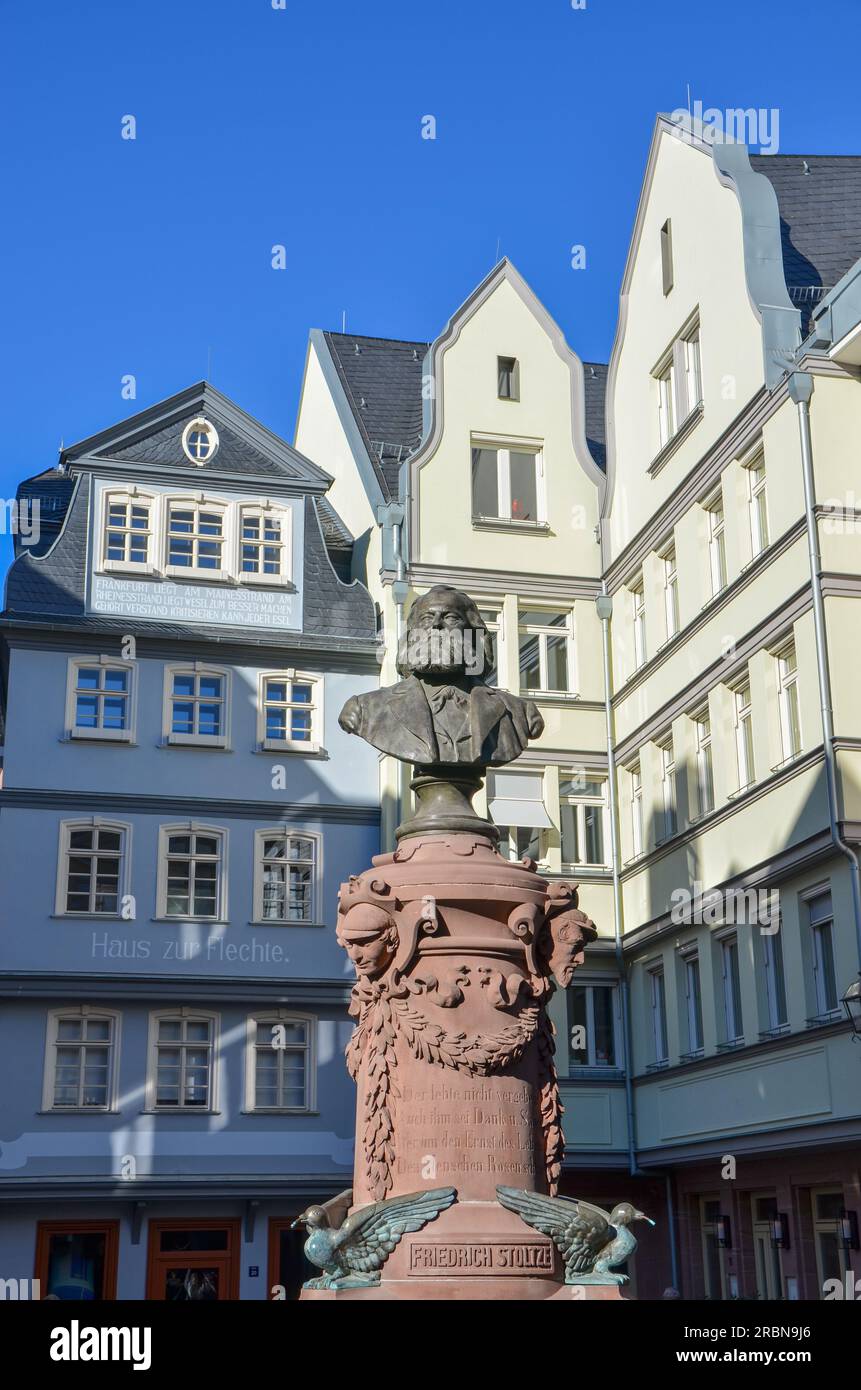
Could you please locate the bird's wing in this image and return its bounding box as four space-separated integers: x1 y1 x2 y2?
321 1188 353 1231
496 1187 612 1272
334 1187 457 1274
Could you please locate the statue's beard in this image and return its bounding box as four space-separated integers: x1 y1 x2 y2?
400 629 483 679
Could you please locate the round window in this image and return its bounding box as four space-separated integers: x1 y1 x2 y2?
182 417 219 465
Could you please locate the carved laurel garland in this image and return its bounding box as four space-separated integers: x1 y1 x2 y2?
536 1009 564 1197
346 983 544 1200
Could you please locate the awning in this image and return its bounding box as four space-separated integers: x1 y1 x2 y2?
488 771 552 829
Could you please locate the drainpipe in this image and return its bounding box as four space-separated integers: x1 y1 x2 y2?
596 587 638 1176
788 370 861 969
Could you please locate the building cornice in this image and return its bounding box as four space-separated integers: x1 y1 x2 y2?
0 788 380 825
0 971 352 1005
407 563 601 601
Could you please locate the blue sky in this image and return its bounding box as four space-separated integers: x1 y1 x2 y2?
2 0 861 559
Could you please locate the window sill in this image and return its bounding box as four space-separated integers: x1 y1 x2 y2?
239 1108 317 1116
67 729 134 744
164 566 232 584
39 1108 119 1116
770 752 804 774
645 1060 670 1073
471 517 550 534
679 1049 705 1065
164 734 230 750
247 919 324 929
560 862 612 874
648 401 704 477
98 563 160 578
727 780 756 799
236 575 295 591
758 1025 790 1040
520 690 580 703
141 1108 221 1116
716 1039 745 1053
805 1011 843 1029
51 913 126 921
258 739 324 756
150 917 229 926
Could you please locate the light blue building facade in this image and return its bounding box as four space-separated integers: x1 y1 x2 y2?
0 384 380 1300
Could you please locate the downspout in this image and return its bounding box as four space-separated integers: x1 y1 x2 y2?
788 370 861 968
598 582 680 1292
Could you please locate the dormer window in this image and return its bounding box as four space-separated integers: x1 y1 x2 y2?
239 505 292 585
102 491 153 571
166 499 226 578
181 417 219 465
497 356 520 401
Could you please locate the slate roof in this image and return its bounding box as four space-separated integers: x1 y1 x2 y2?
323 331 608 487
3 484 376 646
582 362 608 473
14 468 76 557
751 155 861 331
323 332 428 499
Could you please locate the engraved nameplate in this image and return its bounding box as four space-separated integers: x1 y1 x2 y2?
408 1239 555 1275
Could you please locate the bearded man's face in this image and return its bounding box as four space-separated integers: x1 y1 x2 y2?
403 595 479 676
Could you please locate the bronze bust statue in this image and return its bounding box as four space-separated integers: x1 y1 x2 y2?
339 585 544 768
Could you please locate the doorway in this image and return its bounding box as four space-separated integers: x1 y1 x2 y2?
146 1219 240 1300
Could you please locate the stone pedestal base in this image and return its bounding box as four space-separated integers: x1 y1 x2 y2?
300 1281 627 1302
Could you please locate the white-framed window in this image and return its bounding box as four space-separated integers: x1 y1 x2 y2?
776 643 801 762
694 710 714 817
568 983 619 1068
66 656 134 742
164 663 230 748
238 504 292 585
253 829 319 924
653 315 701 450
811 1189 852 1293
245 1011 315 1112
660 741 677 839
43 1007 120 1112
181 416 219 465
721 935 744 1042
656 358 676 449
630 763 644 858
257 673 321 751
165 497 227 578
806 888 839 1018
518 607 575 694
497 356 520 401
101 489 154 572
734 681 755 790
157 824 226 921
471 439 544 525
489 769 550 866
663 545 679 640
683 951 704 1053
706 493 727 596
477 605 503 685
747 451 769 557
55 819 129 917
147 1009 217 1111
560 775 608 866
763 928 788 1032
631 578 646 670
649 966 669 1063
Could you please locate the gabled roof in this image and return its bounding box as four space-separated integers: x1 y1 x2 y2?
321 332 428 499
64 381 332 489
751 155 861 330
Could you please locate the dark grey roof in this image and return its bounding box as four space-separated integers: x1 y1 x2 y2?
64 381 331 488
582 362 608 473
15 468 76 557
93 410 299 479
323 332 428 499
751 155 861 330
304 497 375 639
316 496 354 550
5 473 90 615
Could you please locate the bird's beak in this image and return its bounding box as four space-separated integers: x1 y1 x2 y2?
290 1217 304 1230
637 1213 655 1226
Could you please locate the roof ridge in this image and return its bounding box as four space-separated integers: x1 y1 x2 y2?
325 330 430 348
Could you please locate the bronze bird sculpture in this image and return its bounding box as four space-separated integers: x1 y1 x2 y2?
291 1186 457 1290
496 1186 654 1284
